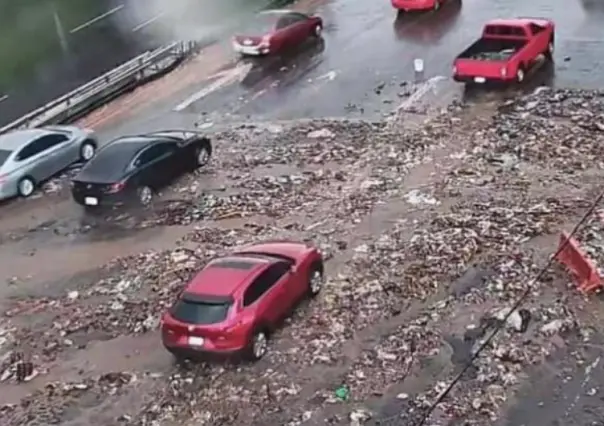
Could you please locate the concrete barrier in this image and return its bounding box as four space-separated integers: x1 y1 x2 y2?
555 231 602 293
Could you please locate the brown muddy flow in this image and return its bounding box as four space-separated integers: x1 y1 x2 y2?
2 0 604 424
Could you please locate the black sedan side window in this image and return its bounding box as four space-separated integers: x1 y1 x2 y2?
132 143 174 168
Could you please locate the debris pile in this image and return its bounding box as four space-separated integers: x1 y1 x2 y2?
1 372 136 426
6 88 604 425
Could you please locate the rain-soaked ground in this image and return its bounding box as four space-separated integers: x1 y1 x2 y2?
73 0 604 141
3 0 604 424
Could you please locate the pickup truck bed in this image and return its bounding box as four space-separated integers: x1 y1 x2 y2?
458 38 527 61
452 18 554 84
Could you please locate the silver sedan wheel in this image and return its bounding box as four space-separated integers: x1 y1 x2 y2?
18 178 35 197
252 332 268 359
139 186 153 205
309 270 323 295
81 143 96 161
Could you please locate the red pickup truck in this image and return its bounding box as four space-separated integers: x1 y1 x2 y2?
452 18 555 84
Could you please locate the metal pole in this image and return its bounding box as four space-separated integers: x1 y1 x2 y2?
51 1 69 53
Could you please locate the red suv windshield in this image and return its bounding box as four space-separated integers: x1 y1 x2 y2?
170 298 231 325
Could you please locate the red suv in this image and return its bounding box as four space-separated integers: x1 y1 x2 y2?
161 241 324 361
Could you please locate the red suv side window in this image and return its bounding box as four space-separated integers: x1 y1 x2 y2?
243 262 289 306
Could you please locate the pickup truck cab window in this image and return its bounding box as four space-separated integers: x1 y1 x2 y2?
529 23 546 35
484 25 527 38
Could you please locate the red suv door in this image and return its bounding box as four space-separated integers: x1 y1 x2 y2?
241 261 292 325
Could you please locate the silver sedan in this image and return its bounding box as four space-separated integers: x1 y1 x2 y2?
0 125 98 200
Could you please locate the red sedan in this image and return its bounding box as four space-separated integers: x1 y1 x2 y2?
232 10 323 56
161 241 324 361
392 0 448 12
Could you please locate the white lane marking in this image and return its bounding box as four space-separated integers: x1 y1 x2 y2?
315 70 337 81
0 94 8 103
70 5 125 33
173 63 253 112
564 356 601 418
132 13 165 32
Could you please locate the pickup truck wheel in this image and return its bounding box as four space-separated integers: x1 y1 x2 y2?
544 42 554 60
516 68 525 83
312 24 322 38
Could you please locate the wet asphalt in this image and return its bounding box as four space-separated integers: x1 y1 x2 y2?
166 0 604 125
90 0 604 142
4 0 604 423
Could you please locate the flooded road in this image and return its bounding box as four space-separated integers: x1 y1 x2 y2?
2 0 604 424
71 0 604 138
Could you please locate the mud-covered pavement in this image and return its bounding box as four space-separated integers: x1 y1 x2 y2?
4 0 604 424
4 88 604 425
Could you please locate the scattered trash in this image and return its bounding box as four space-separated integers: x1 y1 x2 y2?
3 87 604 426
335 385 350 401
349 408 372 425
494 307 531 333
307 128 335 139
404 189 440 206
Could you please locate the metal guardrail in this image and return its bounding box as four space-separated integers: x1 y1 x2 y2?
0 40 199 134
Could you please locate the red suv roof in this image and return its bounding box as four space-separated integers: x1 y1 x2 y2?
185 255 271 296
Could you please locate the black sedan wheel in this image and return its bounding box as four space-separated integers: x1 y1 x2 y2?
195 145 212 167
138 186 153 206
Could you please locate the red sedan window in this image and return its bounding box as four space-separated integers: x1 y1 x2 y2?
243 14 281 35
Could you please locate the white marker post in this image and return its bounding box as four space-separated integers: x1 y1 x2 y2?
413 58 424 82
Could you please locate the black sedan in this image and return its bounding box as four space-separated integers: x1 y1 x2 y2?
71 130 211 208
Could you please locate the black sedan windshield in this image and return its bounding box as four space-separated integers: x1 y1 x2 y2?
79 141 141 181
